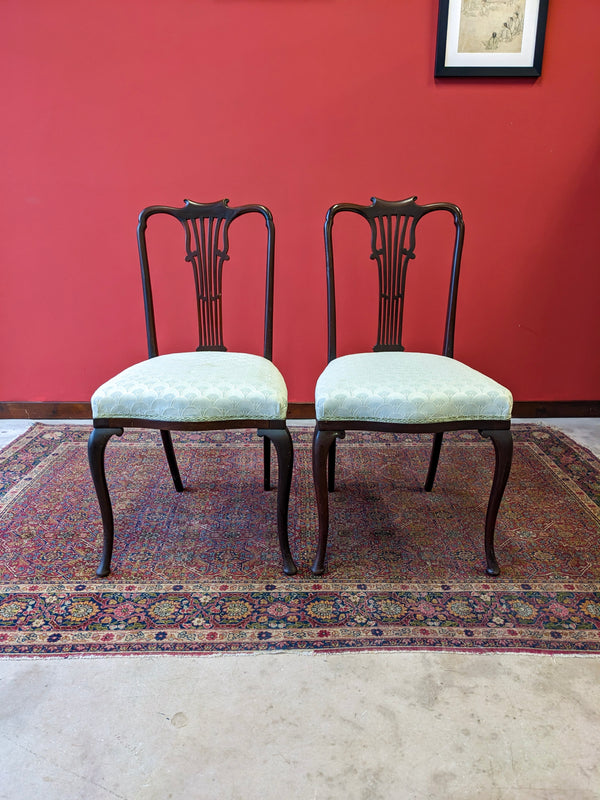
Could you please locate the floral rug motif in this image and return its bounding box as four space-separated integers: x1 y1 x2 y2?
0 424 599 656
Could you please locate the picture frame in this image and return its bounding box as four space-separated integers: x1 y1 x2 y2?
435 0 548 77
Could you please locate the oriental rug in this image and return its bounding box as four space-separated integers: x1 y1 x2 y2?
1 424 599 656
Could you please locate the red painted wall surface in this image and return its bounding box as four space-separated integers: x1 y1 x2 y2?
2 0 599 403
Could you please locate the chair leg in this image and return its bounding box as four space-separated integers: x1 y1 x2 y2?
328 438 337 492
263 434 271 491
160 430 184 492
312 428 343 575
88 426 123 577
257 428 297 576
424 431 444 492
480 429 513 577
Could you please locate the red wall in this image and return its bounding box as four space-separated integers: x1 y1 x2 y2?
2 0 599 404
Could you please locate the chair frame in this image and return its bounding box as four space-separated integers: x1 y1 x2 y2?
88 199 297 577
312 197 512 576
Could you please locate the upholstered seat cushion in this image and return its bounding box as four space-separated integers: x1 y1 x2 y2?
91 351 288 422
315 352 512 424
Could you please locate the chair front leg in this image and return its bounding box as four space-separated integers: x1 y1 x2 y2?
258 428 297 575
88 426 123 577
312 428 343 575
328 438 337 492
160 430 184 492
480 428 513 576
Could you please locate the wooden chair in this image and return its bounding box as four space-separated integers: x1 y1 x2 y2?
312 197 513 576
88 199 297 577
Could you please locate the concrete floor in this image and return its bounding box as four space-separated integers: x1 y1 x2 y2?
1 419 599 800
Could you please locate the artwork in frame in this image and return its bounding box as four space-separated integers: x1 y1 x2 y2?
435 0 548 77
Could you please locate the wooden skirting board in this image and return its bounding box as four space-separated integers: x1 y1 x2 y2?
0 401 599 419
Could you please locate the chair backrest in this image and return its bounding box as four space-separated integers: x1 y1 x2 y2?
137 199 276 360
324 196 464 362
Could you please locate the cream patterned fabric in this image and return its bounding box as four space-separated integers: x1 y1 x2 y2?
315 352 512 424
92 352 288 422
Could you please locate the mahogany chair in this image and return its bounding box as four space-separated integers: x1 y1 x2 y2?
88 199 297 577
312 197 513 576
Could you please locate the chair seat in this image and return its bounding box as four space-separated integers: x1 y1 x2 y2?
91 351 288 422
315 352 512 424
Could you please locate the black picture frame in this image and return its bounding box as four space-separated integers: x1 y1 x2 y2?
435 0 548 77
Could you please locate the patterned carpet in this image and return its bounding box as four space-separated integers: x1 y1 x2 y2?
1 423 599 656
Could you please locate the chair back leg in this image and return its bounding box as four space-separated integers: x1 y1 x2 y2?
480 428 513 576
263 435 271 491
160 430 184 492
88 427 124 577
424 431 444 492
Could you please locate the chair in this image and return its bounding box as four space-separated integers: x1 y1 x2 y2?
312 197 513 576
88 199 297 577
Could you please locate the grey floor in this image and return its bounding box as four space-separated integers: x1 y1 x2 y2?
1 419 599 800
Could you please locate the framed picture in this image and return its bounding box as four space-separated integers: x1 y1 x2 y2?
435 0 548 77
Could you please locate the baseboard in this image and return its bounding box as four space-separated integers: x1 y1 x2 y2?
0 402 92 419
287 403 316 419
511 401 600 418
0 402 315 420
1 400 599 420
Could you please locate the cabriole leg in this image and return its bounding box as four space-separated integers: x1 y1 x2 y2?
480 428 513 577
328 438 337 492
258 428 296 575
88 426 123 577
312 428 344 575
